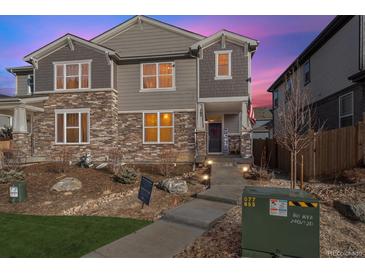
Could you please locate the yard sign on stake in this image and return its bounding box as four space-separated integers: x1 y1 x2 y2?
138 176 154 208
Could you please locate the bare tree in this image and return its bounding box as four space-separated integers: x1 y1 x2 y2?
274 63 320 188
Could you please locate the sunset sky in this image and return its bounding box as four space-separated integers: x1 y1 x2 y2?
0 15 334 107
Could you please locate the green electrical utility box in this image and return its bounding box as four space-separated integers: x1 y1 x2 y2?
9 181 27 203
242 186 320 258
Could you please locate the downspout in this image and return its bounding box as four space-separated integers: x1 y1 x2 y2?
190 47 200 169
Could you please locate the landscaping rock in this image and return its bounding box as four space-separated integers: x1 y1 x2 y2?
51 177 82 192
333 200 365 222
157 178 188 194
96 163 108 170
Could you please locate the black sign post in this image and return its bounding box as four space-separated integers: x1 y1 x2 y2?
138 176 154 208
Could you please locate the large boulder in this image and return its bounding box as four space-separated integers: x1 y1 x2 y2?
157 178 188 194
51 177 82 192
333 200 365 223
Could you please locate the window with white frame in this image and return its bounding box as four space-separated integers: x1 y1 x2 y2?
141 62 175 90
55 109 90 144
143 112 174 144
215 50 232 79
339 92 353 128
54 61 91 90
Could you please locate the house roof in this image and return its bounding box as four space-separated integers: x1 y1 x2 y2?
267 15 354 92
23 33 119 63
254 107 272 120
91 15 206 44
6 65 33 75
190 29 259 51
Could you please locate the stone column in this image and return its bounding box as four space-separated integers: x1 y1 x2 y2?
240 102 253 160
11 106 31 158
196 130 207 162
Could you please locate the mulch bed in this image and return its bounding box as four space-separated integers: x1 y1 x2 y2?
0 162 207 220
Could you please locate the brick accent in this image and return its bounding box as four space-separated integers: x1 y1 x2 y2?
32 90 118 162
118 112 196 163
11 133 31 158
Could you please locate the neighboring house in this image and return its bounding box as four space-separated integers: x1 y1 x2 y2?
0 95 13 128
268 15 365 132
0 15 258 163
252 108 272 139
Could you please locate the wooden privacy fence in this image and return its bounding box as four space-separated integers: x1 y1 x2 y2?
253 121 365 179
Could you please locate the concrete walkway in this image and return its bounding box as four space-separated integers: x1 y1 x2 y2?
83 157 246 258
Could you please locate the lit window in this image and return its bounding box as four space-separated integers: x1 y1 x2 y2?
303 60 310 85
339 92 353 128
143 112 174 143
55 109 90 144
141 63 174 90
55 61 91 90
215 50 232 79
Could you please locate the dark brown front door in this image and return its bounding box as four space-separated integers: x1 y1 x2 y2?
208 123 222 153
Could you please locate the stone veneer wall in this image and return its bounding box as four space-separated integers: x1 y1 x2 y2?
32 90 118 162
118 112 196 163
228 134 241 155
196 130 207 161
240 130 252 159
11 133 31 158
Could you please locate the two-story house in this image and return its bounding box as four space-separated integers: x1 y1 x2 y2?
268 15 365 132
0 16 258 163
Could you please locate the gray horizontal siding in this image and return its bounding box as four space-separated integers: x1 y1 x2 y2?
200 41 249 98
101 23 197 57
117 58 197 111
224 114 239 133
16 74 30 96
35 41 111 92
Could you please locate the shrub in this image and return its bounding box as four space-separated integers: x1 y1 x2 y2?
0 169 25 184
2 149 26 171
113 166 139 184
159 148 177 177
0 126 12 140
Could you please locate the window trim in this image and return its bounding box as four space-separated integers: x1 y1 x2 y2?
142 111 174 144
53 60 92 91
140 62 176 92
54 108 90 145
338 91 354 128
214 50 232 80
303 60 311 86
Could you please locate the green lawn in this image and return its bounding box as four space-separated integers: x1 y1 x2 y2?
0 213 151 258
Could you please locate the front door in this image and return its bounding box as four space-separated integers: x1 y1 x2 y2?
208 123 222 153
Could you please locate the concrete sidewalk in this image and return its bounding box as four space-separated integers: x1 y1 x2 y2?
83 157 246 258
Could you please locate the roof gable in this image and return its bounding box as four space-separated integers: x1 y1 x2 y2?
23 34 117 63
91 15 205 44
190 30 259 51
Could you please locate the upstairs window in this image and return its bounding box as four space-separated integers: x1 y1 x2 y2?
143 112 174 144
54 61 91 90
215 50 232 80
303 60 311 85
141 62 175 90
339 92 353 128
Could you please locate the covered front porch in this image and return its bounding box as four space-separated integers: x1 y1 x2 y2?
195 99 253 161
0 96 47 158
